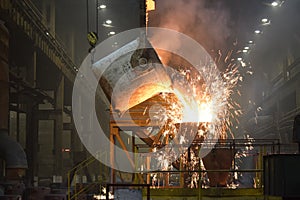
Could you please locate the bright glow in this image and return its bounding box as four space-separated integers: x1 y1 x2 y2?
92 188 114 199
109 31 115 35
173 88 212 123
105 20 112 24
237 57 243 61
261 18 271 26
99 4 106 9
254 30 261 34
198 102 213 122
241 60 246 67
248 40 254 44
242 49 248 53
181 101 212 123
146 0 155 11
244 46 250 50
62 148 71 152
146 0 156 27
271 1 279 6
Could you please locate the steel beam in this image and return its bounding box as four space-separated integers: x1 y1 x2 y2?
0 0 77 82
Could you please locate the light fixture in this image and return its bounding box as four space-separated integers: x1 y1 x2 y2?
109 31 116 35
237 57 243 61
105 20 112 24
98 4 106 9
248 40 254 44
244 46 250 50
261 18 271 26
271 1 279 7
254 30 262 34
62 148 71 152
242 49 248 53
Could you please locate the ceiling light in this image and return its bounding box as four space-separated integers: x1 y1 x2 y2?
244 46 250 50
261 18 271 26
242 49 248 53
248 40 254 44
99 4 106 9
109 31 115 35
254 30 261 34
105 20 112 24
271 1 279 7
237 57 243 61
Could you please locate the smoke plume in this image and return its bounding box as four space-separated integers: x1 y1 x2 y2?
148 0 233 63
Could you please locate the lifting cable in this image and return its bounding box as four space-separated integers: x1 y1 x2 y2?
86 0 99 51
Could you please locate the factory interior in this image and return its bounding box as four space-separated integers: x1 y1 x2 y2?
1 0 300 199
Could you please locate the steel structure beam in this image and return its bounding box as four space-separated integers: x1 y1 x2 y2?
0 0 77 82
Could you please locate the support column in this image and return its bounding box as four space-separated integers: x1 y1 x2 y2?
25 37 38 186
71 116 83 159
53 76 64 177
140 0 146 27
26 103 39 186
110 126 117 184
0 21 9 180
0 21 9 130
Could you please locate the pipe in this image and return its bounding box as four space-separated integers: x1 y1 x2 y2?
0 20 28 178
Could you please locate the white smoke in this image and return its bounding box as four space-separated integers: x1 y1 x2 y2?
149 0 232 52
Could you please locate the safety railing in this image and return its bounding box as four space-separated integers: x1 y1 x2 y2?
135 139 281 189
67 151 107 200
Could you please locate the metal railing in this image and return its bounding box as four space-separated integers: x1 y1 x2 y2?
135 139 281 189
67 151 107 200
